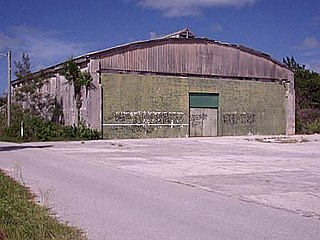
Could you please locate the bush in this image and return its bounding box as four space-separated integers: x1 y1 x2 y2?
0 110 101 142
304 118 320 134
61 125 101 140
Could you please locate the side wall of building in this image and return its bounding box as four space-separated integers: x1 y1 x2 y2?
101 73 287 139
17 60 102 129
286 72 295 135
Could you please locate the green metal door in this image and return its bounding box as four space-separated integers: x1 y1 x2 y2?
189 93 219 137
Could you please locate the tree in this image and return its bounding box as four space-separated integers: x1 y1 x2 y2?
0 97 5 108
283 56 305 71
283 57 320 133
283 56 320 108
60 58 94 126
14 53 31 80
13 53 54 118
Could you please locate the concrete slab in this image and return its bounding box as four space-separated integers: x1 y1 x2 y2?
22 134 320 219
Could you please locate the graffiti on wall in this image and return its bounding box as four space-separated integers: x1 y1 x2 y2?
223 113 255 126
190 113 208 127
111 111 184 124
190 113 208 122
109 125 159 134
105 111 187 133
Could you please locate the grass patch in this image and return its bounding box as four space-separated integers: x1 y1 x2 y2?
0 169 86 240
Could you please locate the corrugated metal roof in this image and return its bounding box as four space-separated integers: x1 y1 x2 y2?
76 29 285 67
12 29 290 84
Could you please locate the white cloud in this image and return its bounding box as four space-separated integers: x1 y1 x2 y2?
0 32 20 48
312 15 320 26
211 23 223 32
136 0 259 17
149 31 159 39
299 37 320 50
296 38 320 70
148 31 166 39
309 62 320 73
0 26 87 72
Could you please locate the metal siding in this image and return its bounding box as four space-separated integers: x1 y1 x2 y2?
99 40 290 80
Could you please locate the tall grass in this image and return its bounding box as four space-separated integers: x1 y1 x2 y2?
0 170 86 240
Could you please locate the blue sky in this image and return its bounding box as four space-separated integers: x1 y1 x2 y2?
0 0 319 95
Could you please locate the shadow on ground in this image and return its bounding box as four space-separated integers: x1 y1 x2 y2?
0 145 52 152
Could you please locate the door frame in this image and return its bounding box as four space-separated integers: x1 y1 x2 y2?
189 92 220 137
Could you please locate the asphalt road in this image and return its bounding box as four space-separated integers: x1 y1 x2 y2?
0 141 320 240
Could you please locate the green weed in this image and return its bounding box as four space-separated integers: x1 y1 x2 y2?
0 170 86 240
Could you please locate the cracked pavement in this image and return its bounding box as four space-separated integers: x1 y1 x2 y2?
36 134 320 220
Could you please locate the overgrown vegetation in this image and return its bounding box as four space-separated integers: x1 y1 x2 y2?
0 54 100 142
60 58 94 126
283 57 320 134
0 169 86 240
0 97 5 107
14 54 54 118
0 109 100 142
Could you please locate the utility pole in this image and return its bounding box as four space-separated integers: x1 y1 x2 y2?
1 50 11 127
7 51 11 127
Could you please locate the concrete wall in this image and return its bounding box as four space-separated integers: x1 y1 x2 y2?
286 72 295 135
102 73 288 139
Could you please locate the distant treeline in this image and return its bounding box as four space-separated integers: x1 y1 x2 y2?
283 57 320 134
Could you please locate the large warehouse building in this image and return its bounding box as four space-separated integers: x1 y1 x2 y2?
12 29 295 139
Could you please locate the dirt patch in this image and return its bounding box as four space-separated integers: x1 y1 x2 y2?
252 136 309 144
